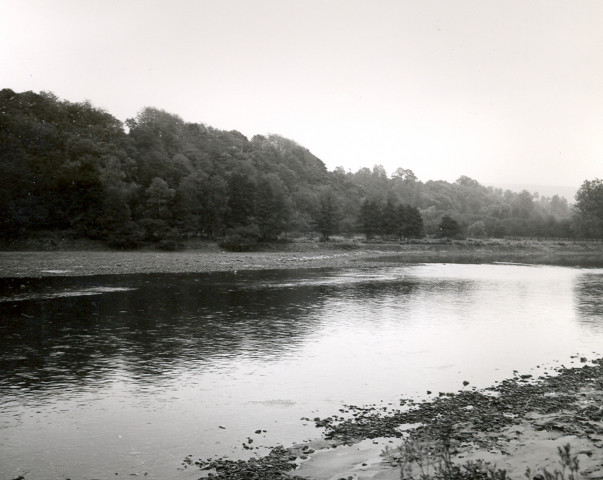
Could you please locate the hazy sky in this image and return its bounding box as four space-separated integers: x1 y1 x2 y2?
2 0 602 188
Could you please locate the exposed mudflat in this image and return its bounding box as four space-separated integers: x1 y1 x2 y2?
2 239 603 278
185 358 603 480
0 248 373 278
294 358 603 480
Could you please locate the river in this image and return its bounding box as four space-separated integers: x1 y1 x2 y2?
1 263 603 479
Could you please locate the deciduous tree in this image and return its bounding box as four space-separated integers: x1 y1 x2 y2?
574 179 603 239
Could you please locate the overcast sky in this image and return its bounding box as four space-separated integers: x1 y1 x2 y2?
2 0 602 189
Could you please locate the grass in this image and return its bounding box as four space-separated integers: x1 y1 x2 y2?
382 432 581 480
382 422 509 480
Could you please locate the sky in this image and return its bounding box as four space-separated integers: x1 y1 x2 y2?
1 0 602 190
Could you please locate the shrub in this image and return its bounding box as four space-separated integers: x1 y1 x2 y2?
468 220 487 239
221 225 260 252
106 222 143 249
137 218 171 242
157 239 184 251
438 215 462 239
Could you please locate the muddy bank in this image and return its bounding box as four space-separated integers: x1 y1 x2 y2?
2 239 603 278
184 356 603 480
0 248 369 278
296 356 603 479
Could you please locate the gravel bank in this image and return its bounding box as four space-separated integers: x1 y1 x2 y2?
187 358 603 480
2 240 603 278
0 249 393 278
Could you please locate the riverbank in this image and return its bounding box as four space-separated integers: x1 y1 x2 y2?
1 239 603 278
297 356 603 480
186 356 603 480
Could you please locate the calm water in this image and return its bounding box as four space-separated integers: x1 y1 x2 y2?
1 264 603 480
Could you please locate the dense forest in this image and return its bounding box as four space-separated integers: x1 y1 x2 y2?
0 88 599 249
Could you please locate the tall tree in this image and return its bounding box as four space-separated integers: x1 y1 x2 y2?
225 170 257 228
316 188 341 240
255 174 291 240
381 195 399 238
400 205 425 239
574 179 603 239
358 199 381 239
145 177 175 219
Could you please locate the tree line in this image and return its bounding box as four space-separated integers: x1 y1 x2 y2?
0 88 600 248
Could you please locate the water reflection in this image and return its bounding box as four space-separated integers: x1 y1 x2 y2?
0 271 338 397
574 270 603 335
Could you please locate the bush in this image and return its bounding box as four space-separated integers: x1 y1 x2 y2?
157 239 184 251
221 234 257 251
106 222 143 249
468 221 487 239
438 215 462 239
137 218 171 242
220 225 260 252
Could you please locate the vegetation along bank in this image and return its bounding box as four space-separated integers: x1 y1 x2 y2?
2 88 603 252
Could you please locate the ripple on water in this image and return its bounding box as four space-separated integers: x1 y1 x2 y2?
0 286 136 303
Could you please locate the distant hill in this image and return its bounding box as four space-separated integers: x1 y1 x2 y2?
488 183 578 202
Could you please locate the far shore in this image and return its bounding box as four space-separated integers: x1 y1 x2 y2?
1 238 603 278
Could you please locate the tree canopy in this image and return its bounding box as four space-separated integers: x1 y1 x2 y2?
0 89 581 248
574 179 603 239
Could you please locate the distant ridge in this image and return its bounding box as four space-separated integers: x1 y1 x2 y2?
487 183 578 201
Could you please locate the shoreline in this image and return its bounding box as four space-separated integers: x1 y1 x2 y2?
300 356 603 480
2 239 603 279
187 356 603 480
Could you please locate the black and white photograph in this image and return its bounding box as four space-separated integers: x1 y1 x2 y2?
1 1 603 479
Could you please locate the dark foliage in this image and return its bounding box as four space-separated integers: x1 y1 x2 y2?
220 225 260 252
438 215 462 238
574 178 603 239
0 89 582 246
